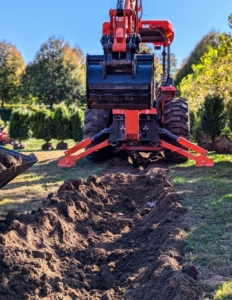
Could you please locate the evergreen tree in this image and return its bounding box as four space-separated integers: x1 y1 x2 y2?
0 116 4 127
30 109 55 143
9 110 31 143
53 106 71 141
70 109 84 142
200 95 226 142
226 100 232 131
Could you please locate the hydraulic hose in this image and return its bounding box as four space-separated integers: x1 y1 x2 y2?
117 0 125 9
117 0 131 9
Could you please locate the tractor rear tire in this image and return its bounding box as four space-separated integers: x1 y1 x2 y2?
83 108 112 161
163 97 190 163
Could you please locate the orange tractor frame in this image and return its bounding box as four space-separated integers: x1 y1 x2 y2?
58 0 214 168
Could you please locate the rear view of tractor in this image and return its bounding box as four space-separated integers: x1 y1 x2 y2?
59 0 214 167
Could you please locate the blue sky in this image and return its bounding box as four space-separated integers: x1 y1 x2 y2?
0 0 230 65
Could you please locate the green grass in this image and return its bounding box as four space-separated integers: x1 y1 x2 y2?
171 152 232 299
214 281 232 300
5 138 76 151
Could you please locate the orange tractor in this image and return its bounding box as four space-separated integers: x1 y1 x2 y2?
58 0 214 168
0 0 214 189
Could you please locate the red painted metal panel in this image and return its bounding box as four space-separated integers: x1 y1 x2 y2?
112 108 157 115
102 20 175 47
125 110 140 140
161 86 176 92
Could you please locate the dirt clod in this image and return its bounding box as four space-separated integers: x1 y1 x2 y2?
0 151 22 169
0 165 199 299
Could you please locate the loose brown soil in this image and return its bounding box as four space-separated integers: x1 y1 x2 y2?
56 142 68 150
0 150 23 171
0 157 199 300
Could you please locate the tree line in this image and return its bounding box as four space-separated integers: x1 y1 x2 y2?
9 106 84 148
175 13 232 144
0 37 85 109
1 12 232 146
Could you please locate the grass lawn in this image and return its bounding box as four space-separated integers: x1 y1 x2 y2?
171 153 232 300
4 138 76 151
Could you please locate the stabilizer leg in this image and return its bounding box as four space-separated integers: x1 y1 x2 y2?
159 129 214 167
58 129 110 167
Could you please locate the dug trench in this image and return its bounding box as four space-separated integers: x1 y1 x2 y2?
0 157 199 300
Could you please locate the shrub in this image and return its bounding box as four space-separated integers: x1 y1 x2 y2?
70 109 84 142
9 110 31 142
30 109 55 143
227 100 232 131
53 107 71 141
0 116 5 127
192 122 207 143
199 94 227 142
189 110 196 135
0 108 12 122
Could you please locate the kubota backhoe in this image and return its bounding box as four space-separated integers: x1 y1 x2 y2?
0 0 214 189
58 0 214 168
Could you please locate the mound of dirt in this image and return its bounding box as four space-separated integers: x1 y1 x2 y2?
214 137 232 154
56 142 68 150
0 150 23 171
0 171 199 299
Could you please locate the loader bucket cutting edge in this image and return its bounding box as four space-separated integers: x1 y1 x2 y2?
0 146 37 189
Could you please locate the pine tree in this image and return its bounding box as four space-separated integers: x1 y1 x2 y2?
200 95 226 142
9 110 31 143
30 109 55 143
70 109 84 142
53 106 71 141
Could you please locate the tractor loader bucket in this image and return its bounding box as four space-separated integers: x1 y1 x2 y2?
0 146 37 189
86 54 154 110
